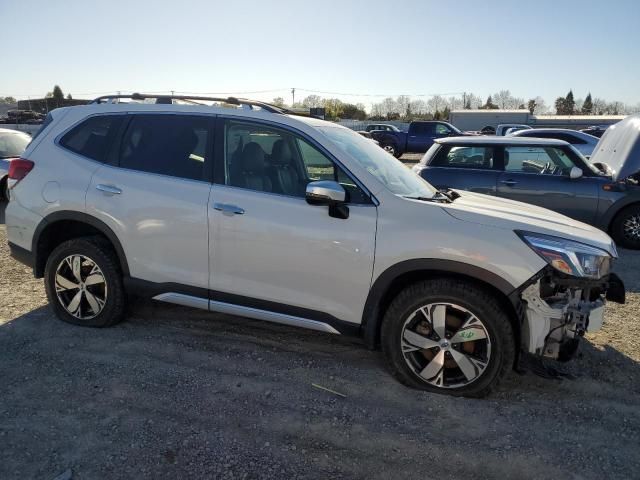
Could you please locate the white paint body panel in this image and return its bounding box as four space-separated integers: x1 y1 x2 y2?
86 164 211 288
209 185 377 325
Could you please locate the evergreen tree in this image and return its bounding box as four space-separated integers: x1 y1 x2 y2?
565 90 575 115
52 85 64 101
527 99 536 114
482 96 498 109
582 93 593 114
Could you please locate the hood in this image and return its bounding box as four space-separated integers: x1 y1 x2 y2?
589 114 640 181
441 190 616 256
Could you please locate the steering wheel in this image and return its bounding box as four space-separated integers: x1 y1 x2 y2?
540 162 553 175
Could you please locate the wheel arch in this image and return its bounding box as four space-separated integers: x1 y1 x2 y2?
361 259 521 350
32 211 129 278
605 198 640 232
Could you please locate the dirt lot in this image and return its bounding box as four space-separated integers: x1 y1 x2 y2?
1 200 639 480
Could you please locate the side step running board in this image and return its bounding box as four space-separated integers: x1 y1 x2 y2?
152 293 340 334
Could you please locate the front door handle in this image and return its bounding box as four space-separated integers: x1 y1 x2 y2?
96 184 122 195
213 203 245 215
500 180 518 187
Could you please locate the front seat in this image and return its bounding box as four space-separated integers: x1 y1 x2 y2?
267 139 301 195
234 142 272 192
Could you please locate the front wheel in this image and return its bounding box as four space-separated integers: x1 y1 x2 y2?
611 204 640 249
0 176 7 201
381 278 515 397
44 237 127 327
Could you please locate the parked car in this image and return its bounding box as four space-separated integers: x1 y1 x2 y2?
581 125 611 138
357 131 380 145
0 128 31 200
509 128 599 158
365 124 401 133
412 125 640 248
495 124 532 136
370 120 471 157
6 93 624 398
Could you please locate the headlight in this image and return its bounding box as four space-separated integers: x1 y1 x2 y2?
517 231 611 279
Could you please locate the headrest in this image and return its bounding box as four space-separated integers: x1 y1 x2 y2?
504 150 510 166
241 142 265 172
270 139 293 166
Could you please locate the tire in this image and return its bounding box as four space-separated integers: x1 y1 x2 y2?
44 236 127 327
610 204 640 250
381 278 515 398
381 142 401 158
0 176 7 201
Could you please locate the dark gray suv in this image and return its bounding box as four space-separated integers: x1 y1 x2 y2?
412 116 640 249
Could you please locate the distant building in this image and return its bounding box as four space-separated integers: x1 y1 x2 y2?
17 97 89 113
449 109 626 131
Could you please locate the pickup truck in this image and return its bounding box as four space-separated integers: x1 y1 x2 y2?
370 121 469 157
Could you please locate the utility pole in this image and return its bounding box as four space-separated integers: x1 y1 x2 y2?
291 87 295 106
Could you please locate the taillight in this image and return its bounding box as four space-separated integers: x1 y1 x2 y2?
8 158 34 183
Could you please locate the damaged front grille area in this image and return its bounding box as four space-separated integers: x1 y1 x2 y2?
520 268 610 361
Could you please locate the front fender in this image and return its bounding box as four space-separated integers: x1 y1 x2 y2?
361 258 519 348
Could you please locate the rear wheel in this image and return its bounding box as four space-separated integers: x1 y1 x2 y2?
611 205 640 249
381 142 400 158
381 278 515 398
44 237 127 327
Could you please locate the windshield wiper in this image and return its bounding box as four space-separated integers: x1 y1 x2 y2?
438 188 461 201
403 193 451 203
403 196 435 202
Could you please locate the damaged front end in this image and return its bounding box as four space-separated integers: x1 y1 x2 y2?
520 269 625 361
515 231 626 362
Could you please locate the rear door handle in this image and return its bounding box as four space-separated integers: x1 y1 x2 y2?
96 184 122 195
500 180 518 187
213 203 245 215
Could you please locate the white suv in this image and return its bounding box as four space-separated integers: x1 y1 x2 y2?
5 94 625 397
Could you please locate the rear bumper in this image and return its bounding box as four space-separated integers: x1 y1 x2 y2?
8 241 34 269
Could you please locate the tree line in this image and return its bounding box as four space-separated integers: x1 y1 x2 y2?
274 90 638 122
2 85 634 121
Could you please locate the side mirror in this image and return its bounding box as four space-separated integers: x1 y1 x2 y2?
305 180 346 205
569 167 583 179
305 180 349 219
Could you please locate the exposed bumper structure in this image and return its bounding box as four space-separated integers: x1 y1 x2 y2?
520 270 625 361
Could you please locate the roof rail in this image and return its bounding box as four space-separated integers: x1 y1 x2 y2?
89 93 286 113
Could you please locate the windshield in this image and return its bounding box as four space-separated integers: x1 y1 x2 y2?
0 131 31 158
318 126 438 198
449 124 462 134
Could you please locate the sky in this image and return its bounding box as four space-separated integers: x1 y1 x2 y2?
1 0 638 110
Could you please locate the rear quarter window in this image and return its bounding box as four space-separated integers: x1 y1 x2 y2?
59 115 124 162
429 145 495 169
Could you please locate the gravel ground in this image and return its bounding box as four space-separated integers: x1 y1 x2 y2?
1 201 639 480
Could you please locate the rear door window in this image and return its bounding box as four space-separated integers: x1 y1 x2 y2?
119 115 210 181
410 123 433 136
60 115 124 162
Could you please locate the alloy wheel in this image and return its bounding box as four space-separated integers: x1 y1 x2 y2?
383 145 396 156
55 255 108 320
401 303 491 389
623 214 640 241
